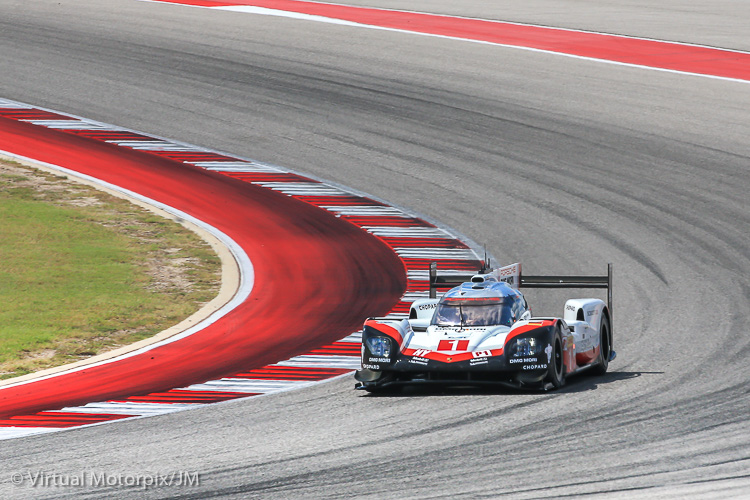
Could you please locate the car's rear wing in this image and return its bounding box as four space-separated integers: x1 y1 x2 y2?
428 261 613 323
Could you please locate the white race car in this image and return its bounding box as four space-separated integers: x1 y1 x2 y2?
355 262 615 391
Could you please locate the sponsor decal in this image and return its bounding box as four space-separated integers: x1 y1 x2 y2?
566 305 576 312
417 303 437 311
522 364 548 370
509 357 538 364
545 343 553 364
367 357 391 363
496 263 520 287
472 350 492 358
362 363 380 370
409 357 429 366
412 349 431 357
470 358 489 366
498 265 517 277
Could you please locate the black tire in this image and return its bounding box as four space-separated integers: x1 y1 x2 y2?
544 325 566 389
590 314 611 376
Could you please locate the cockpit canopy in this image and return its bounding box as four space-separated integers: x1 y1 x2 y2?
430 281 528 328
432 298 514 327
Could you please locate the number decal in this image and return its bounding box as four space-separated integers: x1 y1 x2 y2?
438 339 469 351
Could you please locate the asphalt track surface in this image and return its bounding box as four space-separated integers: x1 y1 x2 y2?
1 0 749 498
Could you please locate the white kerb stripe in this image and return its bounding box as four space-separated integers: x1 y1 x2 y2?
339 331 363 343
191 161 282 172
363 226 452 238
22 120 121 130
107 141 201 151
183 379 314 393
321 206 407 216
54 402 198 416
274 355 362 369
0 99 33 109
408 269 476 280
395 248 479 259
384 312 409 320
214 5 367 27
254 182 350 196
401 291 430 302
0 428 59 440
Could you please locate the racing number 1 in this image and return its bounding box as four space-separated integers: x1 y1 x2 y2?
438 339 469 351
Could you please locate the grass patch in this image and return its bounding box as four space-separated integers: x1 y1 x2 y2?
0 159 221 379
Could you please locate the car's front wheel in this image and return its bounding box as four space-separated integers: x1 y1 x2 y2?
544 325 566 389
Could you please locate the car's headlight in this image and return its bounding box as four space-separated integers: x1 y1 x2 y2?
365 337 392 357
512 337 539 357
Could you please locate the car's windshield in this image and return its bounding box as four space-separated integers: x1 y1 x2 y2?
432 303 513 327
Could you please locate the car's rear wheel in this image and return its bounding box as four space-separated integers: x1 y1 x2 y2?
590 314 611 376
544 326 565 389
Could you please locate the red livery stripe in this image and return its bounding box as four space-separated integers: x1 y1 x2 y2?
364 319 405 346
502 320 558 347
402 348 503 363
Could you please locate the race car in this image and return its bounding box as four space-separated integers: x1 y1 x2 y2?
355 262 615 391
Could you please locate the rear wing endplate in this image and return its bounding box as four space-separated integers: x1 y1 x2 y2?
428 262 613 324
